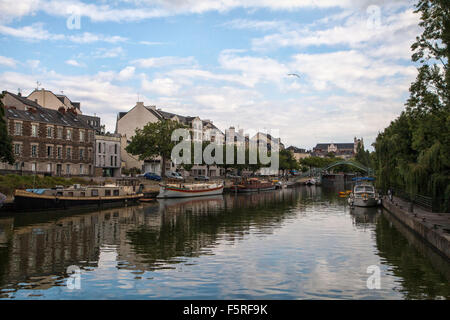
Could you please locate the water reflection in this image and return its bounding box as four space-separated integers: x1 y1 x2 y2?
0 187 448 299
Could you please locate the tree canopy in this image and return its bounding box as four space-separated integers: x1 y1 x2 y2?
373 0 450 211
125 119 186 176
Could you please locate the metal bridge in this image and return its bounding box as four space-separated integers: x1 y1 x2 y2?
295 160 374 181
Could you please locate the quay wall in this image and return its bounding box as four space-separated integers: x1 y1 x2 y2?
382 198 450 260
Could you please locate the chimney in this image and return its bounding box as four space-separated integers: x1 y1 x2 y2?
58 106 66 114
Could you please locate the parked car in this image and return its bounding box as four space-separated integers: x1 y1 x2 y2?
194 175 210 181
165 171 184 180
144 172 162 181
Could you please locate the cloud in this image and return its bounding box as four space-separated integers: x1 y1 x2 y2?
92 47 125 59
0 23 127 44
118 66 135 81
132 56 196 68
0 0 409 24
141 75 180 96
65 59 85 67
0 56 17 67
251 8 420 56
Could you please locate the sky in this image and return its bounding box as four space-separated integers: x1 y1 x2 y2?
0 0 421 150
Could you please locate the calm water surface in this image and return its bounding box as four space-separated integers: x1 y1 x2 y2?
0 186 449 299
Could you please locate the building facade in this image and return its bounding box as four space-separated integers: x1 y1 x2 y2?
116 101 224 177
1 91 95 176
94 134 121 177
312 137 363 159
286 146 311 161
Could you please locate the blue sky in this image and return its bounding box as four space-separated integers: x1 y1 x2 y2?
0 0 420 150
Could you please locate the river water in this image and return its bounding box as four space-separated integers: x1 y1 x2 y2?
0 186 448 299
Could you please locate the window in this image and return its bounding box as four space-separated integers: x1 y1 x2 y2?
114 144 118 154
79 148 85 160
105 190 111 196
80 164 84 175
31 145 38 157
31 163 36 172
14 144 21 156
57 127 63 139
14 162 20 170
113 190 119 196
47 163 52 173
57 146 62 159
91 189 99 197
47 145 53 158
31 124 38 137
66 147 72 160
66 164 70 174
14 122 22 136
66 128 72 140
88 148 92 160
47 126 53 138
79 130 84 142
114 156 117 167
110 155 113 167
98 142 101 153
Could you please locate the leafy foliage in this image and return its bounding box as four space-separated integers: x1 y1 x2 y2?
125 120 186 176
373 0 450 211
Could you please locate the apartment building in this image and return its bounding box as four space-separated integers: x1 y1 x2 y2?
1 91 95 176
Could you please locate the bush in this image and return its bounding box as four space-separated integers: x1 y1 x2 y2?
0 174 88 196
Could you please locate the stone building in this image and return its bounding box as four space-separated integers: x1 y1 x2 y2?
312 137 363 159
0 91 95 176
116 101 224 176
286 146 311 161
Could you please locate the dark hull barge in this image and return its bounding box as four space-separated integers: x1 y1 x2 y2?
13 185 143 211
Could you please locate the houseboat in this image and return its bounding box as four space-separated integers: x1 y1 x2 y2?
156 182 224 199
13 184 144 211
347 178 381 207
235 178 276 193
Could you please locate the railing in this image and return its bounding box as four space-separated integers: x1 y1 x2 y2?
391 187 448 213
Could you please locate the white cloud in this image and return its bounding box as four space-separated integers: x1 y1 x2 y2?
92 47 125 59
0 56 17 67
65 59 85 67
252 8 420 56
0 23 127 44
132 56 196 68
141 76 180 96
118 66 135 81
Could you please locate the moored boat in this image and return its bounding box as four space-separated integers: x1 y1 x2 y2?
347 178 381 207
305 178 316 185
13 184 144 211
156 182 224 198
235 178 276 193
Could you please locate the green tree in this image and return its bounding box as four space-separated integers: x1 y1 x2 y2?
125 120 186 177
373 0 450 211
0 92 14 165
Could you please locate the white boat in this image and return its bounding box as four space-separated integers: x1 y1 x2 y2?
348 180 381 207
305 178 316 185
156 182 224 198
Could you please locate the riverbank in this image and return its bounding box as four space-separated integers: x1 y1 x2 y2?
0 174 88 200
382 195 450 260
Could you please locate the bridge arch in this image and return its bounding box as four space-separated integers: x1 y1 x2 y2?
323 160 370 173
